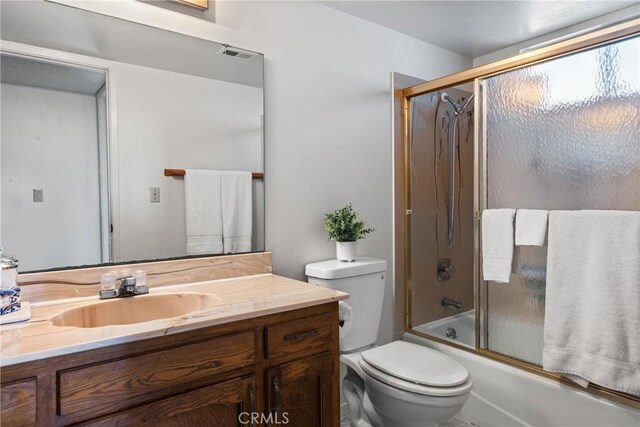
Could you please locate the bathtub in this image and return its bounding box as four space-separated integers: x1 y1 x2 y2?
403 333 640 426
413 310 475 347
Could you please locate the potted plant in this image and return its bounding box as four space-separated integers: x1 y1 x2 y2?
323 203 374 262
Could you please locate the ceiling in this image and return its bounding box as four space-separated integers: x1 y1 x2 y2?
320 1 639 57
1 54 106 95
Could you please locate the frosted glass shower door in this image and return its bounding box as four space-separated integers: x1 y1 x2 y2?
481 35 640 364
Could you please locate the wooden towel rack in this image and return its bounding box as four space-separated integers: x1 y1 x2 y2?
164 169 264 179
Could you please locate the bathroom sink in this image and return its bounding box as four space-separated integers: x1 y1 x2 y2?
49 293 220 328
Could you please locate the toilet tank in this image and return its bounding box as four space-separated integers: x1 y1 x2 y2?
306 257 387 352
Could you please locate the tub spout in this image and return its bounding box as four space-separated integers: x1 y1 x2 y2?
441 296 464 312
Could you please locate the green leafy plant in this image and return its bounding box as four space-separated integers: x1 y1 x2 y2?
323 203 374 242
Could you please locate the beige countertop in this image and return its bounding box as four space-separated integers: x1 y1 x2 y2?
0 274 348 367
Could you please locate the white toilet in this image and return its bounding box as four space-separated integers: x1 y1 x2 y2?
306 257 472 427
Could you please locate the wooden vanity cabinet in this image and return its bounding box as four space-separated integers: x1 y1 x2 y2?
0 302 339 427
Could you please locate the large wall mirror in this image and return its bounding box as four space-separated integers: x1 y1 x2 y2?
0 1 265 273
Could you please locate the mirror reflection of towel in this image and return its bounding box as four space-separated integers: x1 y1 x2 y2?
185 170 223 255
221 171 252 254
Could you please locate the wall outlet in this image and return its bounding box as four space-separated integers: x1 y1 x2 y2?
149 187 160 203
33 189 44 203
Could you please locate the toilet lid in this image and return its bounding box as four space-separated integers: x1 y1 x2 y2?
360 341 469 387
359 358 473 397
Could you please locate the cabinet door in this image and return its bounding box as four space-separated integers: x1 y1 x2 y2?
81 376 257 427
266 352 335 427
1 379 37 427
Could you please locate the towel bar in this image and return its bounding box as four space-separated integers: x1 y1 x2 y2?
164 169 264 179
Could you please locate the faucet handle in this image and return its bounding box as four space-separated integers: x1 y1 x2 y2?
437 258 455 281
99 273 118 299
133 270 147 287
132 270 149 296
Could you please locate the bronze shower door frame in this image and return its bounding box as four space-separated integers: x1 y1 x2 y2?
399 18 640 408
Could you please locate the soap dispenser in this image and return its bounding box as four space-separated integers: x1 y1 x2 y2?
0 248 20 315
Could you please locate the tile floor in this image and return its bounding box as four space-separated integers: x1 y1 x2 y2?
341 413 478 426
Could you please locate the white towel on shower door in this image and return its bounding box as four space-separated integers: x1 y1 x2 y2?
543 210 640 396
481 209 516 283
185 170 224 255
221 171 252 254
515 209 548 246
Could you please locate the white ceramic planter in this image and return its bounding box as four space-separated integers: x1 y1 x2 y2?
336 241 357 262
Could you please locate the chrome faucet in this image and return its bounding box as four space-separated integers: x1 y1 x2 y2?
441 296 464 312
118 277 137 297
100 276 149 300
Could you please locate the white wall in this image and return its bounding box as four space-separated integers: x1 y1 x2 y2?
1 83 102 271
222 2 472 345
50 0 472 345
113 62 264 262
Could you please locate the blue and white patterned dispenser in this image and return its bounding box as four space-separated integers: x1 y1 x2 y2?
0 248 20 316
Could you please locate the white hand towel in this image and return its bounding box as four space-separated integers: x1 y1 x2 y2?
515 209 548 246
543 210 640 396
221 171 252 254
184 170 223 255
481 209 516 283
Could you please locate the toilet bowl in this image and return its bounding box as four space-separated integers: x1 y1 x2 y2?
306 258 473 427
341 341 472 426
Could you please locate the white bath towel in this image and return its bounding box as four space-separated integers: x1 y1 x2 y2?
543 210 640 396
221 171 252 254
515 209 548 246
184 170 223 255
481 209 516 283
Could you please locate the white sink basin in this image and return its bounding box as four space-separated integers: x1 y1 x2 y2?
50 293 220 328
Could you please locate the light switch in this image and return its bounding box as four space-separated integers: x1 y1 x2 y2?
150 187 160 203
33 189 44 203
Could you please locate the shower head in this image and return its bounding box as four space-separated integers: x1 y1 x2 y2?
440 92 474 116
460 93 475 112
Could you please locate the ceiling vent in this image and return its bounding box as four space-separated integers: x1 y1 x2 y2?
216 45 257 60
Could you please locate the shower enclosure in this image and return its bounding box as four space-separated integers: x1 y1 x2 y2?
397 19 640 408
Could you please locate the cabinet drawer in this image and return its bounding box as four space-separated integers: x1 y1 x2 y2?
81 376 255 427
1 379 37 427
266 312 333 364
59 330 255 425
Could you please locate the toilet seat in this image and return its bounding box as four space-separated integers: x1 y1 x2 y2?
359 358 473 397
358 341 472 397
